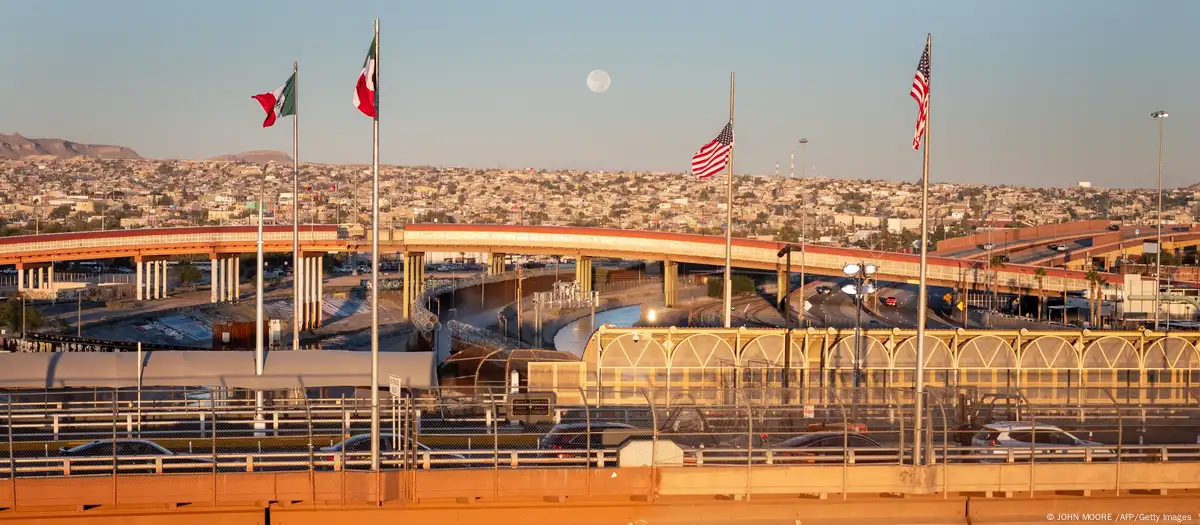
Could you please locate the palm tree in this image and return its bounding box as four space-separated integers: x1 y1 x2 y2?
1084 269 1103 326
988 254 1007 312
1034 267 1047 321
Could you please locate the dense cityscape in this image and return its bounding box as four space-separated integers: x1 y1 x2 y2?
3 155 1198 250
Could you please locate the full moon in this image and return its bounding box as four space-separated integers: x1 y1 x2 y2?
587 69 611 93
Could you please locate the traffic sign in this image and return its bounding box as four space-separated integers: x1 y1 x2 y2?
803 300 813 312
943 293 953 302
803 405 815 419
956 301 965 311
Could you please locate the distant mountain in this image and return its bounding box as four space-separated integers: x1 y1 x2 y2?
0 132 142 160
208 150 293 164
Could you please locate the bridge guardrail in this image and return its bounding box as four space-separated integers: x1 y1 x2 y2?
4 385 1200 510
4 386 1200 476
4 386 1199 442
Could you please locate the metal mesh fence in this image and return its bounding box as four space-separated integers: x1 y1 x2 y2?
2 385 1200 506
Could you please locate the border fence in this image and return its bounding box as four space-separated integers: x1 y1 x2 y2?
1 385 1200 506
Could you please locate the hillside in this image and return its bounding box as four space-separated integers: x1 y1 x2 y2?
0 132 142 160
208 150 293 164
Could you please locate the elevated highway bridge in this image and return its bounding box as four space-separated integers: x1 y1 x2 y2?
0 225 1123 314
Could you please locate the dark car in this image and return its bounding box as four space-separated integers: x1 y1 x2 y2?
816 286 833 295
319 433 462 470
59 439 211 473
539 422 648 460
773 433 893 464
1107 224 1120 231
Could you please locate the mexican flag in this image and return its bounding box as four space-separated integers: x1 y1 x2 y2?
251 72 297 128
354 36 377 118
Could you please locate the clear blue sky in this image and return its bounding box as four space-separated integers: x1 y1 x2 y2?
2 0 1198 189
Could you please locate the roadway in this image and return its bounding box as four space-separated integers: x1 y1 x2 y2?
938 230 1097 259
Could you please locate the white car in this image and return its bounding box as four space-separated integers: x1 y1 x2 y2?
970 422 1111 461
982 242 996 250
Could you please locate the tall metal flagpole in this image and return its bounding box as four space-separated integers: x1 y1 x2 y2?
722 72 735 328
256 165 266 399
252 163 268 437
292 61 301 352
913 33 931 467
369 18 382 473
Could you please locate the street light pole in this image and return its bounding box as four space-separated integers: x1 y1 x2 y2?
777 246 793 394
841 263 877 389
1152 110 1168 330
799 194 808 329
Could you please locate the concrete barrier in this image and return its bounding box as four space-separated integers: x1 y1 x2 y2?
3 463 1199 512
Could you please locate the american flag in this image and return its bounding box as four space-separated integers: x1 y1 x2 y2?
910 39 931 150
691 122 734 179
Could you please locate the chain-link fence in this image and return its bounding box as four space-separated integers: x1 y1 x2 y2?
3 385 1199 505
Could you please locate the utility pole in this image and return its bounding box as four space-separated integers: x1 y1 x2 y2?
516 267 524 345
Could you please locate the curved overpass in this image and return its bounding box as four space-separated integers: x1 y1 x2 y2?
933 220 1116 258
0 224 1119 292
1017 230 1200 268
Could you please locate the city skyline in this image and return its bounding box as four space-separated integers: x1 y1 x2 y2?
3 0 1199 189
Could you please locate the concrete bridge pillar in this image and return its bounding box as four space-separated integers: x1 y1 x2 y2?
298 253 324 331
158 260 168 298
231 256 240 302
664 261 679 307
488 253 506 276
209 255 218 303
575 256 593 294
403 252 426 320
148 260 157 300
210 255 239 304
317 255 324 327
13 262 51 293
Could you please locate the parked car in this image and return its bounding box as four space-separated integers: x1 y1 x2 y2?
969 422 1111 462
773 432 893 464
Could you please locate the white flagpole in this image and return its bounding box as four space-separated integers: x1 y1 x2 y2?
914 33 931 467
255 163 266 430
369 18 382 474
292 61 301 352
723 72 735 328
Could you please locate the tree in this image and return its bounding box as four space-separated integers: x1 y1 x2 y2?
1033 267 1047 321
1085 269 1105 327
49 205 73 220
988 254 1007 311
0 299 45 334
177 262 203 285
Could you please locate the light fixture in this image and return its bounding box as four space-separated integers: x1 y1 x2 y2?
841 284 858 295
843 263 860 276
648 309 657 323
864 264 878 276
1152 111 1169 119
